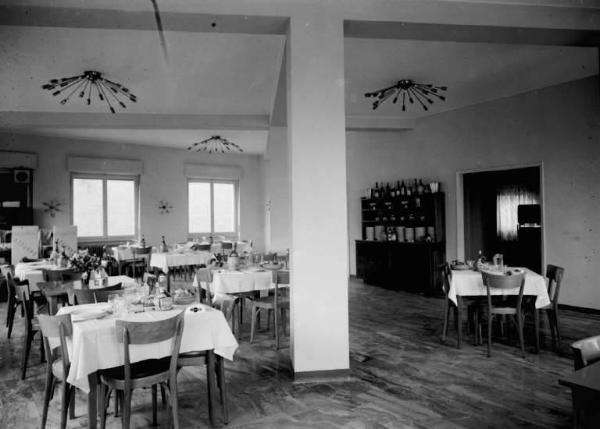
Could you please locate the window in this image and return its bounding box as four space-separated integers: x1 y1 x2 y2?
72 175 138 239
188 180 237 235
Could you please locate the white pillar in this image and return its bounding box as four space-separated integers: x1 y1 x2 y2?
287 14 349 374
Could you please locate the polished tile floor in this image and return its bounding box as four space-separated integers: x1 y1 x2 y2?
1 277 597 428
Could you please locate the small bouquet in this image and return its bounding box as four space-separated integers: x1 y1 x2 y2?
69 249 102 273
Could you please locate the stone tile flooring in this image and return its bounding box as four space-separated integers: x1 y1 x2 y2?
1 277 597 428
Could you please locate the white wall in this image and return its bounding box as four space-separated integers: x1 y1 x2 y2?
262 126 290 252
0 132 265 250
347 77 600 309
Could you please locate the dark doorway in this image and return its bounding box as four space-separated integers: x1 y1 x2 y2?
463 166 542 273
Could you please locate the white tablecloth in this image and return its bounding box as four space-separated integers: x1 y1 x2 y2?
149 251 212 273
14 261 70 291
57 303 238 392
209 269 273 294
448 268 550 309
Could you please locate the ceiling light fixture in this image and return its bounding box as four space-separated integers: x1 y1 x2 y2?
187 135 243 154
41 70 137 113
365 79 447 112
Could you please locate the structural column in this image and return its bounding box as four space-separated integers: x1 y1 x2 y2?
287 14 349 374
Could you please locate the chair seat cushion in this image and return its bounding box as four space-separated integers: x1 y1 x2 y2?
100 358 170 381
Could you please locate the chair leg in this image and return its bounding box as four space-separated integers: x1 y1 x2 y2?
455 305 462 349
517 314 525 358
169 380 179 429
21 330 33 380
487 312 492 358
40 334 46 363
534 308 540 353
60 382 70 429
161 384 167 405
281 308 288 337
548 310 556 349
152 385 158 426
7 303 16 339
250 306 258 343
98 384 107 429
40 369 53 429
553 309 562 352
122 389 132 429
69 386 76 419
216 356 229 424
274 305 280 350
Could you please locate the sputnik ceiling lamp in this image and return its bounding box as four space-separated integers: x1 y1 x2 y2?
41 70 137 113
365 79 447 112
187 135 243 154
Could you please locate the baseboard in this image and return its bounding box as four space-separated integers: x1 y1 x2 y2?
293 368 351 383
558 304 600 316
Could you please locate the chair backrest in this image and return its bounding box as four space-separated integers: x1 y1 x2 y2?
196 243 211 251
15 283 35 329
132 246 152 258
93 287 125 303
73 288 96 305
546 264 564 307
571 335 600 370
115 311 184 384
196 268 213 305
5 270 21 303
481 270 526 309
439 263 452 297
38 313 73 376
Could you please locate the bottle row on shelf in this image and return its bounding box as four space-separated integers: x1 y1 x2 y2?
365 225 437 243
365 179 441 200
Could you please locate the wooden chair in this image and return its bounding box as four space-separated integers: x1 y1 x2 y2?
126 246 152 280
196 268 240 337
537 264 565 351
15 283 45 379
250 267 289 349
571 335 600 370
480 271 527 357
4 268 24 339
98 312 185 429
440 263 481 348
38 313 76 429
72 284 123 305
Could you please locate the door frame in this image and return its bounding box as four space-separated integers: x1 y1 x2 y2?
456 162 545 270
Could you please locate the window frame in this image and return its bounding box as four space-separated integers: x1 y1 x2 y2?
187 178 239 238
70 173 139 242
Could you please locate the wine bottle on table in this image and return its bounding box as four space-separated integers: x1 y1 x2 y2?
373 182 380 199
160 235 167 253
400 180 406 196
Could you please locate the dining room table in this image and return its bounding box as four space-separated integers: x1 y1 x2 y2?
150 249 213 291
38 275 137 315
14 260 75 292
447 266 550 346
55 302 238 429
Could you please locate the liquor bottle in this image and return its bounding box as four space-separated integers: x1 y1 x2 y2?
417 179 424 195
400 180 406 196
373 182 380 199
140 235 146 248
390 182 396 198
159 235 167 253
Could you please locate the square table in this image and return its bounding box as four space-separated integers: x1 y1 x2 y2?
56 303 238 429
150 250 212 291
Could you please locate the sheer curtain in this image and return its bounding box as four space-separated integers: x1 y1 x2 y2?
496 185 539 241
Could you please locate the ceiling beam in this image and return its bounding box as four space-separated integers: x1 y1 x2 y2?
0 112 270 130
0 5 288 35
345 20 600 47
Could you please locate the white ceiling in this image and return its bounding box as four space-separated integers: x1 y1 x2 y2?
345 39 598 120
0 4 597 153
